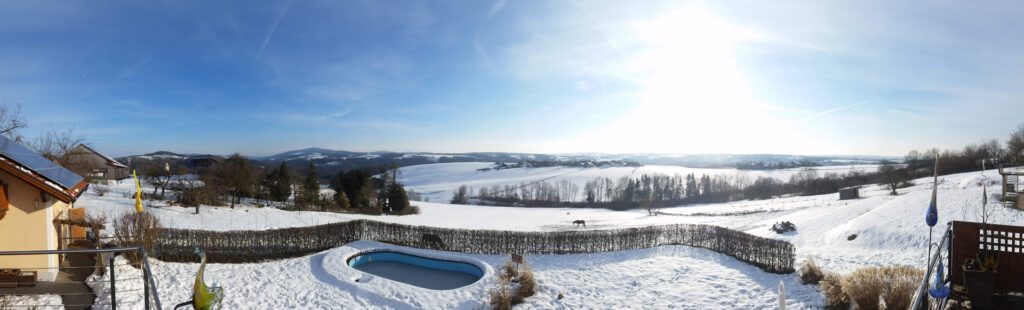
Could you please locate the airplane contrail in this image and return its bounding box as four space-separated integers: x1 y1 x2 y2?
257 0 295 61
801 100 869 121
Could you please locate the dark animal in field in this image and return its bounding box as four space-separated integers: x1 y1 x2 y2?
421 233 445 249
572 220 586 227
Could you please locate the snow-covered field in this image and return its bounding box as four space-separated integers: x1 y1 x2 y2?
0 294 63 309
74 167 1022 309
397 162 879 203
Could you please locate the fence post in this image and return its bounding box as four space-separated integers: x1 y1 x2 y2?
109 256 117 310
141 247 150 310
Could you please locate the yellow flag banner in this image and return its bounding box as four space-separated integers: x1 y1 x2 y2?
133 169 143 213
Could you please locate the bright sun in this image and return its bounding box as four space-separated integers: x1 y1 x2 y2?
565 7 815 154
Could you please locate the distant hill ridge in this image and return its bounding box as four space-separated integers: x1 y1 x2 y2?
118 147 895 177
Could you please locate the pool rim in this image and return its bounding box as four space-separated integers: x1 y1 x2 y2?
340 245 494 290
346 249 486 279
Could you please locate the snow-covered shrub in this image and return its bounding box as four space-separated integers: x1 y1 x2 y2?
770 221 796 234
113 211 162 266
93 185 109 196
798 257 824 285
840 265 922 310
819 272 848 309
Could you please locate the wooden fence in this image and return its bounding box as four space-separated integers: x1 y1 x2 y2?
154 220 795 273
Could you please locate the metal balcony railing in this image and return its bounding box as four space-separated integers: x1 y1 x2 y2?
0 246 162 309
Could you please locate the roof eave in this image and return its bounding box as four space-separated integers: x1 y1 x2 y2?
0 157 82 204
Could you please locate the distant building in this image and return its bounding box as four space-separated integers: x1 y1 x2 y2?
0 135 87 282
839 186 860 200
998 165 1023 209
64 144 129 180
186 155 224 173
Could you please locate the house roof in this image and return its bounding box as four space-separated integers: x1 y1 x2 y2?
186 155 223 161
0 135 87 203
73 144 128 168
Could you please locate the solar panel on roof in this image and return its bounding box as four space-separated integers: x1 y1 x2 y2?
0 135 84 189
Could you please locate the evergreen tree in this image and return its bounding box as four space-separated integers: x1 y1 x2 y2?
336 191 351 209
685 174 698 198
388 183 409 213
297 163 320 210
268 162 292 202
331 169 373 209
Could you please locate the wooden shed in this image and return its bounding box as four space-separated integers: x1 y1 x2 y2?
63 144 129 181
998 165 1023 209
839 186 860 200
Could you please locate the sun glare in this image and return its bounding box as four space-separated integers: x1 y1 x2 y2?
565 7 813 154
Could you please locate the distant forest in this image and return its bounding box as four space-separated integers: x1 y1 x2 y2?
450 123 1024 210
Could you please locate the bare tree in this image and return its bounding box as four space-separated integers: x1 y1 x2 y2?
143 161 176 198
0 102 26 142
790 167 819 195
1008 123 1024 165
30 128 88 175
877 161 912 195
203 154 258 208
451 185 469 204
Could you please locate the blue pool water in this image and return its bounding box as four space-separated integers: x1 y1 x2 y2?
347 251 484 290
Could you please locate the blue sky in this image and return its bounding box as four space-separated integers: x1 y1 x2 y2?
2 1 1023 157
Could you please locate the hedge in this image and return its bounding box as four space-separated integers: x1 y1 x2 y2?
154 220 795 273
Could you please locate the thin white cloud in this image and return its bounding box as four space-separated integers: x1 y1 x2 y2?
801 100 869 121
119 57 151 78
256 0 294 61
574 80 592 91
488 0 506 18
473 36 491 63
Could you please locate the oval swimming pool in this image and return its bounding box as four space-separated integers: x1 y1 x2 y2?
347 251 485 290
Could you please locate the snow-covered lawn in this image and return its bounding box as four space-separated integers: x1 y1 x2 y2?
0 294 63 309
77 167 1023 309
90 241 820 309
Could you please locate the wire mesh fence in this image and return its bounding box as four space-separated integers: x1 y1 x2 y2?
0 247 161 310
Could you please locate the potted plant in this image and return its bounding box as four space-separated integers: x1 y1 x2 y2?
962 250 998 308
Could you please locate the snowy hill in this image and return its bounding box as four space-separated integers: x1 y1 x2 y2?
618 153 894 168
397 162 881 203
78 167 1022 308
120 151 187 162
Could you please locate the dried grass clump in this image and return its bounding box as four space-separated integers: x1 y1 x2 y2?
878 266 921 310
799 257 825 285
489 277 513 310
490 256 539 309
113 211 162 266
840 265 922 310
518 266 537 298
819 272 848 309
501 260 517 282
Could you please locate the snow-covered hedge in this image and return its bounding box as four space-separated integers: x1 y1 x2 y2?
154 220 795 273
